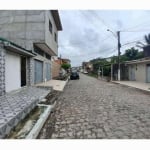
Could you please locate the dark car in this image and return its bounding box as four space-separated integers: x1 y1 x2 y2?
70 71 80 80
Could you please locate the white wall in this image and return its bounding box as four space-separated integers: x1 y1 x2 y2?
5 51 21 92
128 63 146 82
135 63 146 82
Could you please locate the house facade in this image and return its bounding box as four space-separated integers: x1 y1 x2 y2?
125 58 150 83
0 10 62 95
82 61 93 73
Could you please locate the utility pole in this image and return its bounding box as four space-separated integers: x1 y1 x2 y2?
117 31 121 81
107 29 121 81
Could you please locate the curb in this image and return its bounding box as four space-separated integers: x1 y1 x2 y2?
25 101 56 139
111 81 150 95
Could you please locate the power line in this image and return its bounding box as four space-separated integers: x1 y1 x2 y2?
87 10 115 32
121 29 150 32
59 34 114 48
121 19 150 32
79 11 115 40
61 46 117 58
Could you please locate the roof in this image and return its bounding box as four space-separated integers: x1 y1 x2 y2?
61 58 70 61
125 57 150 65
0 37 36 57
51 10 62 31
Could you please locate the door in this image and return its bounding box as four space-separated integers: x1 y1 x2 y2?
130 65 135 81
146 64 150 83
34 60 43 84
21 56 26 86
46 63 51 81
5 52 21 92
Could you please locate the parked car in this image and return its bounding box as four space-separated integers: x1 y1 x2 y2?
70 71 80 80
83 71 88 74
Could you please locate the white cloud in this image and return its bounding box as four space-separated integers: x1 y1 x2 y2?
58 10 150 66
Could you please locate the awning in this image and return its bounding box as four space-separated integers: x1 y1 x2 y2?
0 37 36 57
34 43 57 56
4 43 36 57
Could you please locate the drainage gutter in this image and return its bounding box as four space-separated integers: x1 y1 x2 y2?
25 101 56 139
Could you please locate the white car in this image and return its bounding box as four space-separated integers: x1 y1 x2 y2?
83 71 88 74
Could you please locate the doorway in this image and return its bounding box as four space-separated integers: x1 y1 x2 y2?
21 56 26 86
146 64 150 83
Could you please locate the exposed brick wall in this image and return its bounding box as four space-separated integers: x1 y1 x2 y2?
0 46 6 96
52 61 61 78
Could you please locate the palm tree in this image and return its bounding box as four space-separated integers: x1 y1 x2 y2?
136 33 150 48
144 33 150 45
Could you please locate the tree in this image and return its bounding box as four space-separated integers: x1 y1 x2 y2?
124 47 139 60
61 63 71 70
144 33 150 45
136 33 150 48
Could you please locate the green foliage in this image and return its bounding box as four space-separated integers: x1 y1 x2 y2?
124 47 139 60
90 47 144 77
92 58 111 76
61 63 71 70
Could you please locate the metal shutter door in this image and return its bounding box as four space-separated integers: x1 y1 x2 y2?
34 60 43 84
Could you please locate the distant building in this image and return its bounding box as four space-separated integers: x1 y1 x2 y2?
82 62 93 73
111 57 150 83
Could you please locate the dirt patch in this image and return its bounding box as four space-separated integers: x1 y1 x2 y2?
39 90 61 105
6 106 45 139
37 110 56 139
37 90 61 139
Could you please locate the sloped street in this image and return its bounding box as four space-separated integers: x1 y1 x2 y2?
50 73 150 139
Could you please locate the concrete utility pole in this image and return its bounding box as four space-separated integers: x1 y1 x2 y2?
107 29 121 81
117 31 121 81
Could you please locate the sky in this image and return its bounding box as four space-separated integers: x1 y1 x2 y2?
58 10 150 67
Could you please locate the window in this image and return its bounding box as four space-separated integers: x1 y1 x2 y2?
54 33 57 42
45 53 51 60
49 20 52 33
34 45 44 56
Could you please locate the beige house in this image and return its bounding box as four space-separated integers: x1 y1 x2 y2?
125 57 150 83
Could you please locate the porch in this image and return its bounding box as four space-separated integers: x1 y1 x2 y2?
36 79 68 91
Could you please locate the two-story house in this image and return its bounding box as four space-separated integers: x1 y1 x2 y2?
0 10 62 95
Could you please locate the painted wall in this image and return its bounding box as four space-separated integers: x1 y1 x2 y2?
128 63 146 82
135 63 146 82
5 51 21 92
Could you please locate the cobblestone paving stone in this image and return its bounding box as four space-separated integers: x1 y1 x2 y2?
51 74 150 139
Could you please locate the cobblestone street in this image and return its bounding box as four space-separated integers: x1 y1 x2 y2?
51 73 150 139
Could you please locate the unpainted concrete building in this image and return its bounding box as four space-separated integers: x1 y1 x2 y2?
0 10 62 95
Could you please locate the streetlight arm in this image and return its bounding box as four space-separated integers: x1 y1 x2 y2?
107 29 118 39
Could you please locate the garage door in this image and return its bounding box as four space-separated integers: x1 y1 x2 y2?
34 60 43 84
46 63 51 81
5 52 21 92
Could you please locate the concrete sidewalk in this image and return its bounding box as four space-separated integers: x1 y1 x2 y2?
112 81 150 92
36 79 68 91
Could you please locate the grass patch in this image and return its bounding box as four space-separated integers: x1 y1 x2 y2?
88 73 98 78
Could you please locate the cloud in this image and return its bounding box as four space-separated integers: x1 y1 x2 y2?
58 10 150 67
